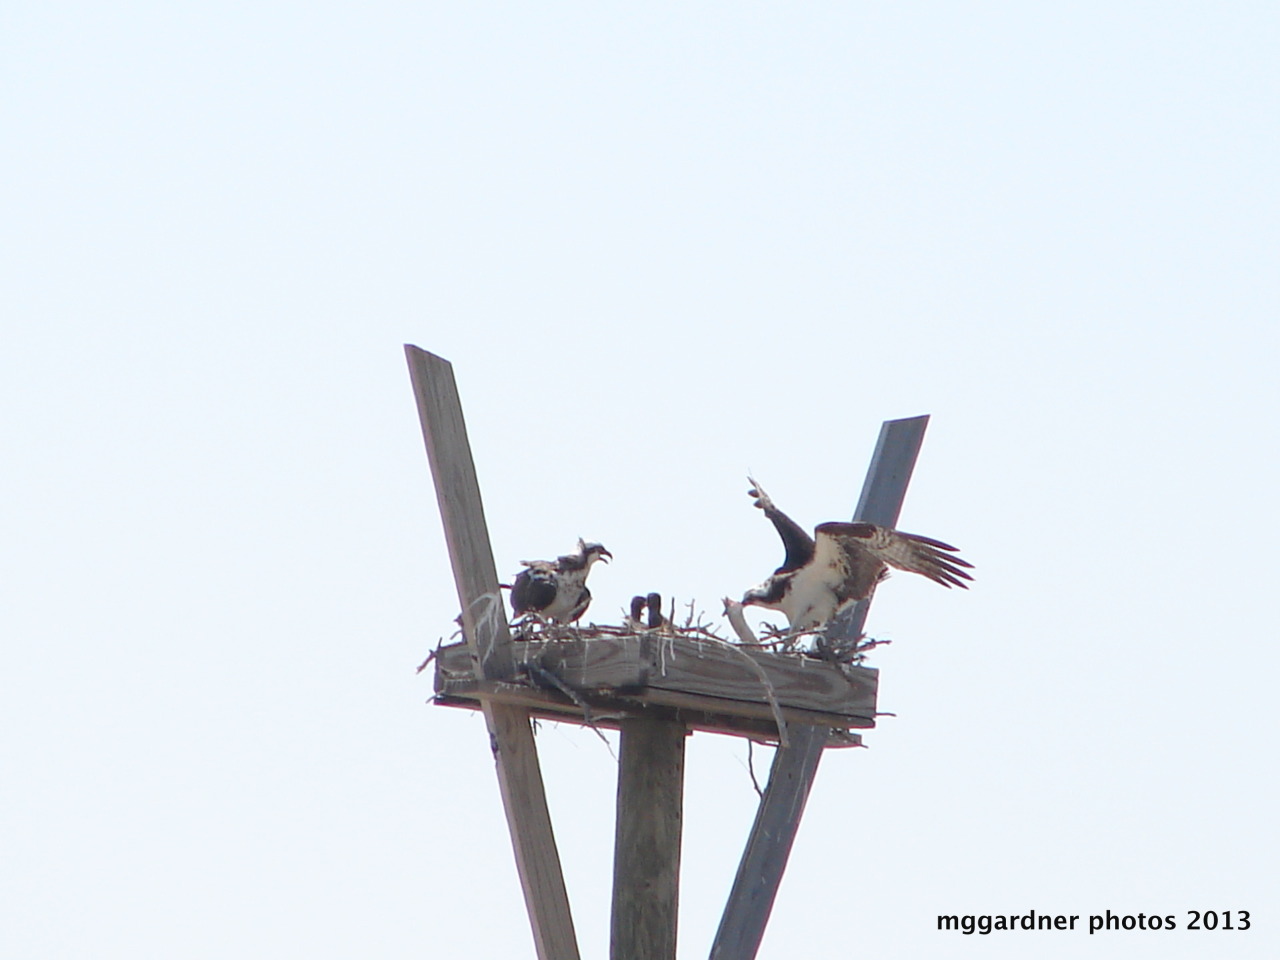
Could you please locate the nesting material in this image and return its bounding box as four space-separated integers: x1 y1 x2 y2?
430 612 878 746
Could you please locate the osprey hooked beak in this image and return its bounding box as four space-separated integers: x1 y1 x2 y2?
741 574 786 609
578 539 611 563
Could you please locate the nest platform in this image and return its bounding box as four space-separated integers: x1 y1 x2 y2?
432 627 878 746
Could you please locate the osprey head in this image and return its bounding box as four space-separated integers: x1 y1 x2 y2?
741 574 788 609
629 595 647 622
578 539 612 564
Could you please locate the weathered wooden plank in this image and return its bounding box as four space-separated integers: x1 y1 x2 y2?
709 415 929 960
851 415 929 529
405 345 580 960
434 688 863 747
528 636 650 690
624 687 872 731
433 632 874 731
434 637 877 720
435 674 873 733
405 347 514 681
637 637 876 717
611 717 687 960
433 635 648 690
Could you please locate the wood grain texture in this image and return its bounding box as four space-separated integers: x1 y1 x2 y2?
405 345 579 960
611 717 687 960
709 415 930 960
405 345 514 681
485 702 580 960
432 638 878 729
433 689 863 747
639 636 876 718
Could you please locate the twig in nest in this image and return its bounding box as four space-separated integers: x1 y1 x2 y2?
826 729 867 749
510 617 735 646
490 602 892 671
415 642 442 675
855 637 893 655
523 661 615 757
722 597 760 645
746 740 764 799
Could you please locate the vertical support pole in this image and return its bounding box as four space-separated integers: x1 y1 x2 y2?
610 717 687 960
405 345 580 960
709 416 930 960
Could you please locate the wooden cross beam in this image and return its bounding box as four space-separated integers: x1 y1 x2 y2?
406 346 580 960
709 415 929 960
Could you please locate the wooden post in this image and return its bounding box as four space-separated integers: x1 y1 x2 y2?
709 416 929 960
610 717 687 960
405 346 514 682
405 346 580 960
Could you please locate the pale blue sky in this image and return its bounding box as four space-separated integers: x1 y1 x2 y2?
3 4 1277 958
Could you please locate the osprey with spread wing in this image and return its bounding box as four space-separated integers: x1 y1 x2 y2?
741 479 972 631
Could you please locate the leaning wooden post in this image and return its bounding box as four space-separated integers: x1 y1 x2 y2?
405 345 581 960
610 715 687 960
709 415 929 960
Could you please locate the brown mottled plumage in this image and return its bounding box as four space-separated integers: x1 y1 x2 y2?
742 479 972 630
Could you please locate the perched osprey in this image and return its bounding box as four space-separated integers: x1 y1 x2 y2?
510 539 611 623
624 592 669 631
741 479 972 631
626 595 648 631
645 592 667 630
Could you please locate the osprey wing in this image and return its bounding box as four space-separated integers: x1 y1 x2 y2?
747 477 815 573
815 522 974 590
510 562 559 616
563 585 593 623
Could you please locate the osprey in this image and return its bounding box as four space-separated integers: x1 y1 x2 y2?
645 592 667 630
626 595 648 631
625 592 669 631
741 479 972 631
510 539 612 623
